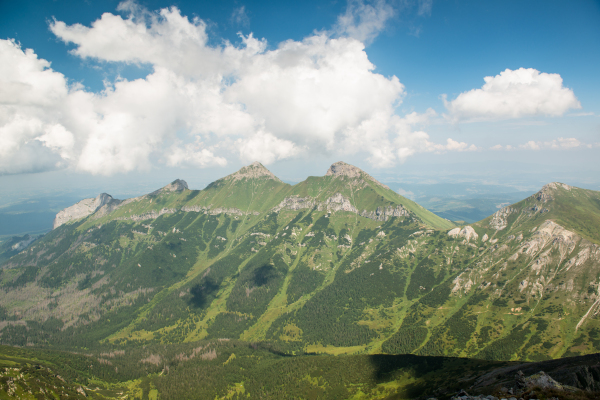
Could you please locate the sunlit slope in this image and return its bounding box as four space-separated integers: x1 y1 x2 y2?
378 183 600 361
477 182 600 245
1 167 599 363
287 161 455 230
184 162 292 213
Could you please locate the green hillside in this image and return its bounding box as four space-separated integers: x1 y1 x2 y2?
1 165 600 398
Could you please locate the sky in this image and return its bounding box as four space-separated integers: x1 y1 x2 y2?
1 0 599 201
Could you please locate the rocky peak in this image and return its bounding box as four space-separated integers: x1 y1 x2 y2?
226 162 282 182
326 161 364 178
164 179 188 192
53 193 117 229
534 182 571 203
325 161 390 189
149 179 188 196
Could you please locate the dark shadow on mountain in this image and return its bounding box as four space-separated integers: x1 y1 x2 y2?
369 354 445 384
186 190 201 201
189 278 220 308
252 264 277 287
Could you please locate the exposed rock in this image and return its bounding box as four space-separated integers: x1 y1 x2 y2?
119 208 177 222
273 196 317 212
10 235 36 252
482 233 489 242
321 193 358 213
489 207 515 230
448 226 479 242
326 161 364 178
224 161 282 183
325 161 390 189
533 182 571 203
149 179 188 196
360 205 409 221
53 193 120 229
516 370 572 391
274 192 410 222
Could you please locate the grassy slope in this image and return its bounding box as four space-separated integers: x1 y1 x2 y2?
2 172 600 369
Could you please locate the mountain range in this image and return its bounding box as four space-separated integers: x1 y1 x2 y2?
1 161 599 399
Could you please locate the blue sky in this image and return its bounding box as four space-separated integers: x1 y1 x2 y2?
0 0 599 199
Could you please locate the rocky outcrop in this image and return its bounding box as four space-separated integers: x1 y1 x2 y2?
326 161 390 189
181 205 259 216
534 182 572 203
119 208 177 222
274 192 410 222
321 193 358 213
10 235 36 252
223 161 282 183
53 193 121 229
489 207 515 230
273 196 317 212
448 226 479 241
149 179 189 196
360 205 409 221
326 161 364 178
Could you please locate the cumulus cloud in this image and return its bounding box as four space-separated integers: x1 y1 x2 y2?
235 131 300 165
165 139 227 168
1 2 474 176
444 68 581 122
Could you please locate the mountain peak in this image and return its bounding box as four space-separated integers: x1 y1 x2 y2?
325 161 389 189
535 182 572 202
227 162 282 182
150 179 188 196
164 179 189 192
326 161 363 178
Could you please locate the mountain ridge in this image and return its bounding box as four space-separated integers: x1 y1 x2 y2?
1 163 599 371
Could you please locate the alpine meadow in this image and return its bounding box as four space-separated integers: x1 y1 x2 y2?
1 0 600 399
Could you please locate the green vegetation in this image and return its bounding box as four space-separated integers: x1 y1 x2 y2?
1 164 600 398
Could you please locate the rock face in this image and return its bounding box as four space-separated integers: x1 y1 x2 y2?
53 193 119 229
226 162 282 182
325 161 390 189
448 226 478 241
10 235 36 252
273 193 410 222
326 161 364 178
149 179 189 196
489 206 515 230
535 182 572 203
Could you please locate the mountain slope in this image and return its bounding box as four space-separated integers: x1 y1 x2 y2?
0 166 599 365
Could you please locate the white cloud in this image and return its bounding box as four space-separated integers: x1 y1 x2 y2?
165 140 227 168
492 137 590 151
0 2 475 176
236 131 300 165
519 140 541 150
335 0 395 44
444 68 581 122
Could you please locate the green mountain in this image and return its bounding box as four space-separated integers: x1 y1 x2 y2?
1 163 599 395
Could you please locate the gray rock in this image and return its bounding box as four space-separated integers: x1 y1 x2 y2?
53 193 119 229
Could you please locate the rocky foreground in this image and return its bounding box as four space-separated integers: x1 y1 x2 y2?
426 353 600 400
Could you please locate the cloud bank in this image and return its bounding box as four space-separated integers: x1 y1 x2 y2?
0 2 479 175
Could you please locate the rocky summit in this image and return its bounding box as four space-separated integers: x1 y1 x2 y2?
1 162 600 399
